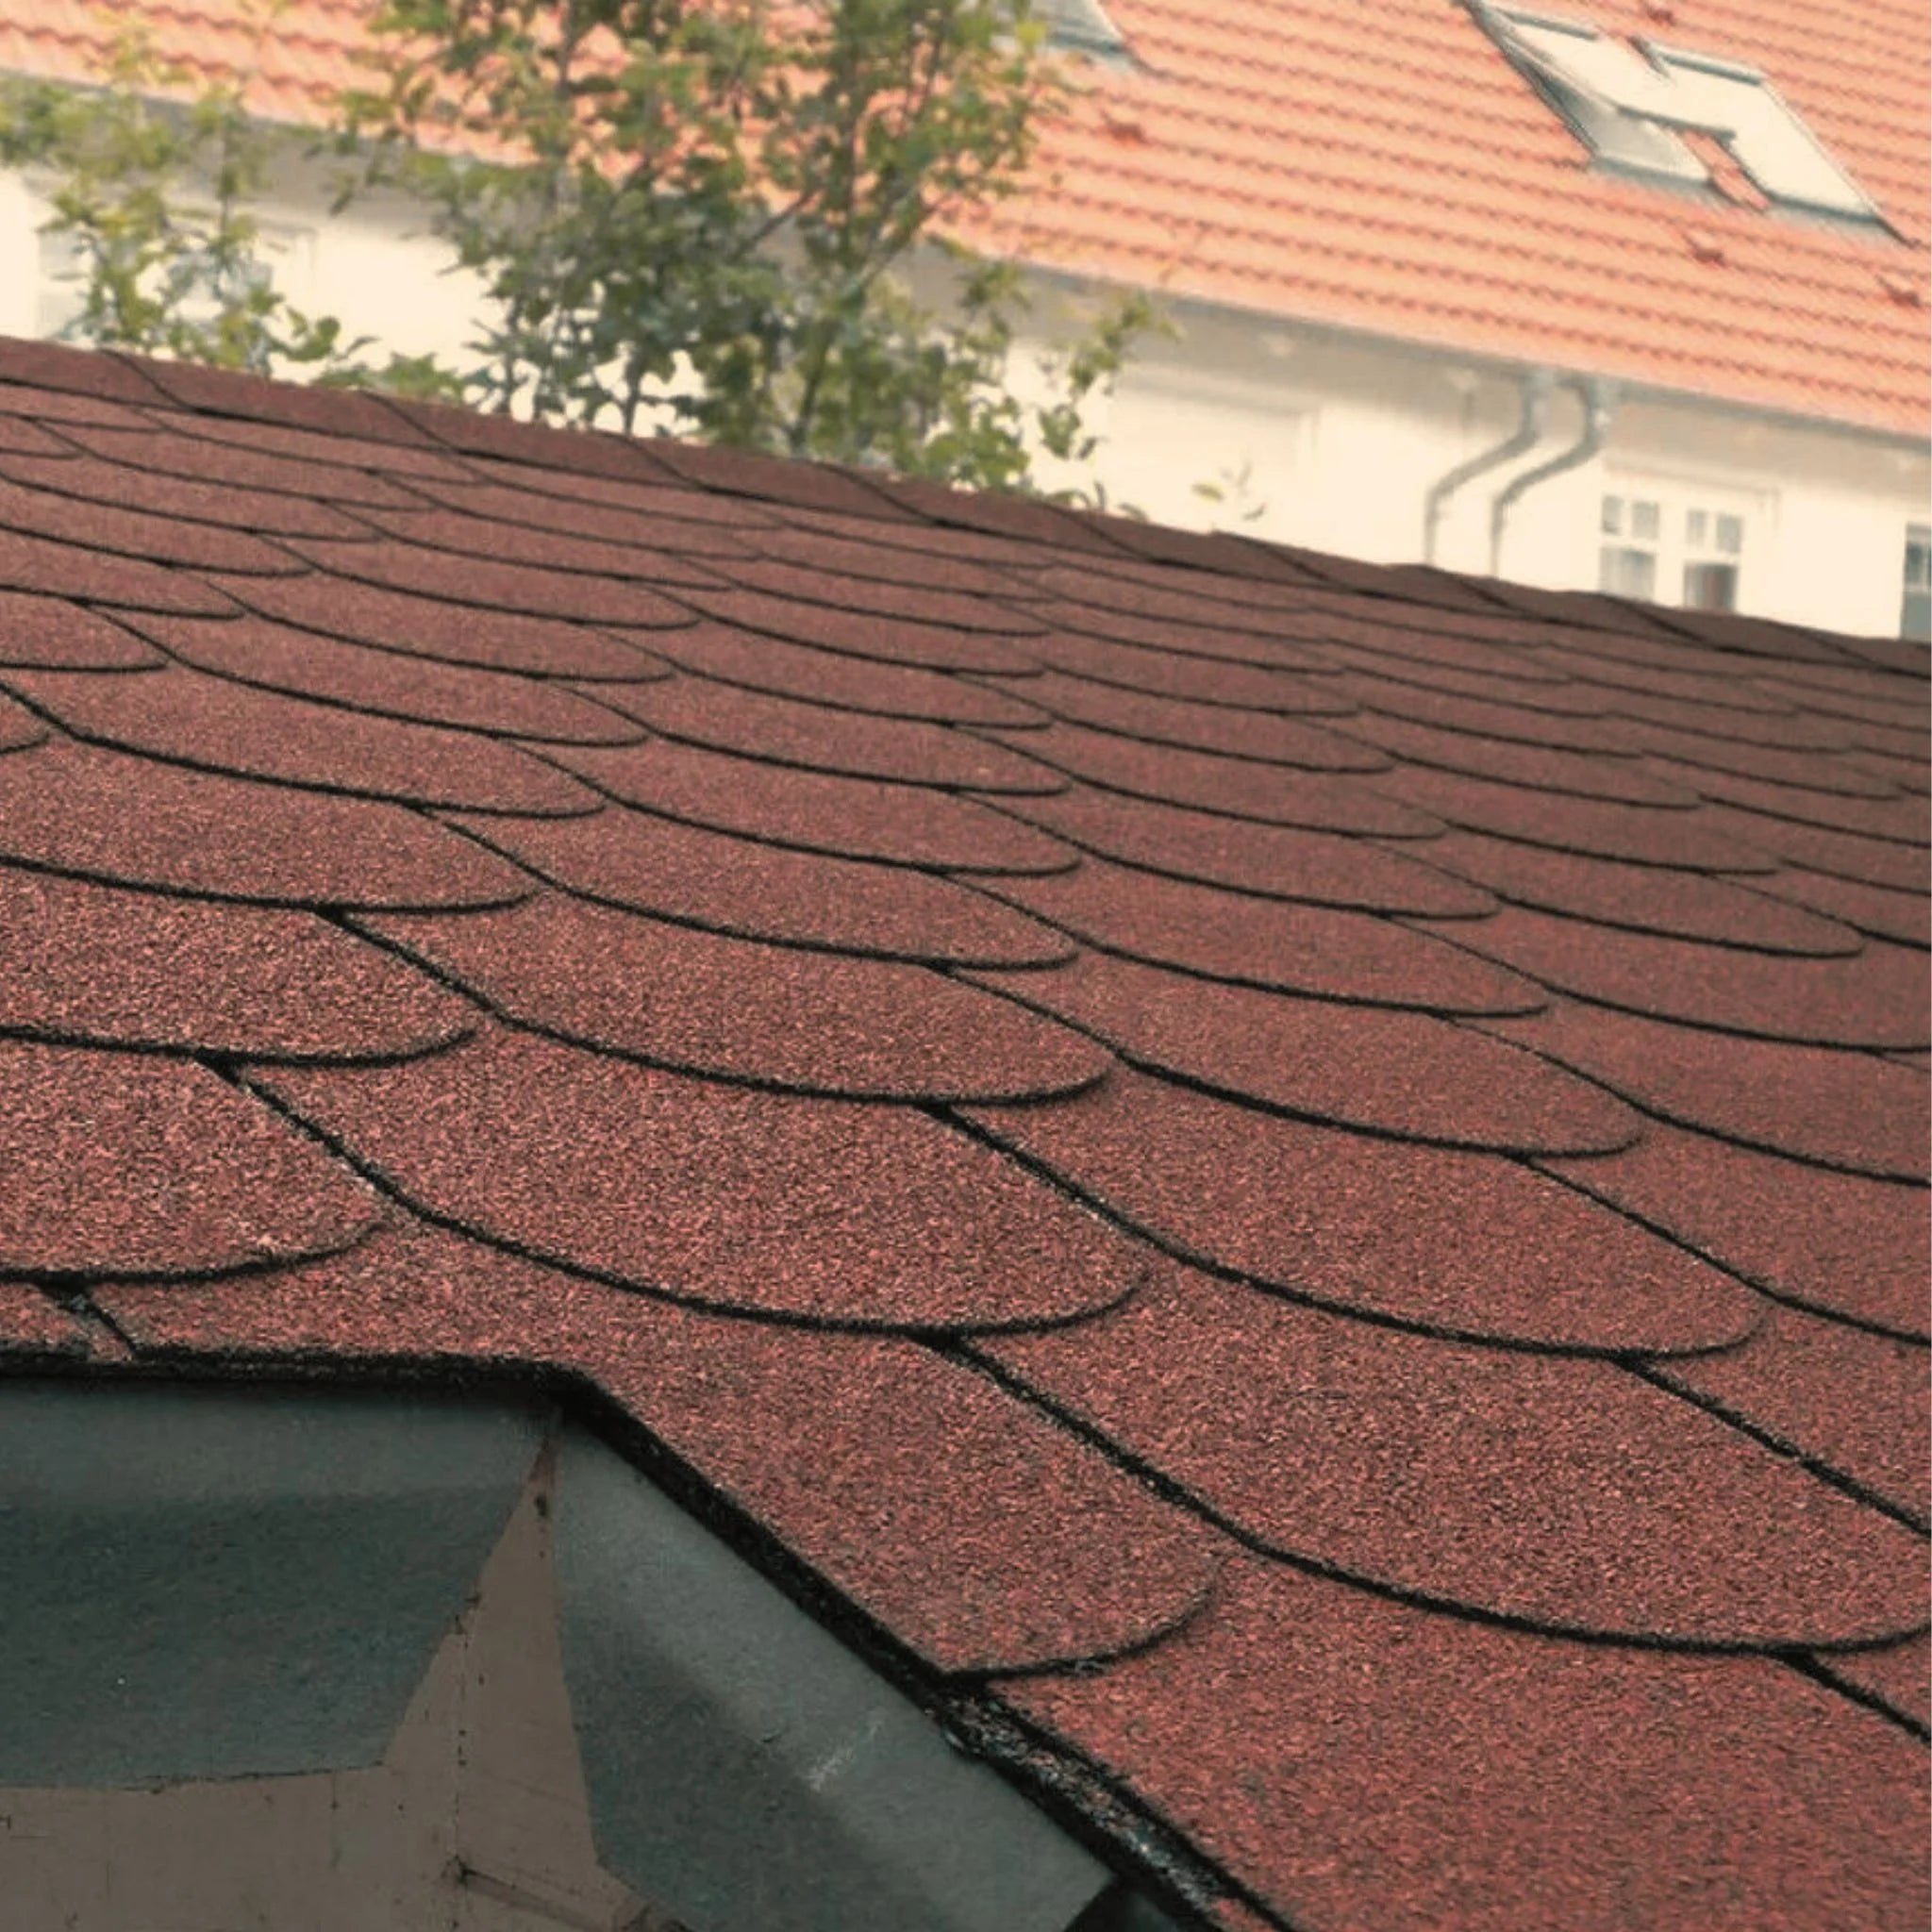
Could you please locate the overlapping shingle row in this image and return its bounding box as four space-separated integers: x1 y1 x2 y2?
0 334 1924 1930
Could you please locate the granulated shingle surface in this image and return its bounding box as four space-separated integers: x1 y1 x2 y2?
257 1024 1144 1329
550 735 1073 873
964 951 1636 1154
0 338 1923 1932
984 858 1542 1011
0 864 475 1061
0 1039 381 1278
966 1069 1757 1353
998 1557 1930 1932
362 895 1107 1102
1411 825 1863 952
981 1259 1924 1646
0 662 599 814
453 801 1072 964
1543 1124 1931 1340
129 609 650 742
1489 1001 1931 1181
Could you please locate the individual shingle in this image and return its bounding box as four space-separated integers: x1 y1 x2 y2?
127 611 650 743
1489 1001 1931 1183
361 895 1108 1101
676 583 1043 673
131 355 441 445
0 447 375 540
0 590 158 668
1 664 599 815
273 536 696 628
400 475 762 557
0 864 475 1061
453 803 1070 963
94 1214 1219 1675
0 1039 381 1278
256 1026 1145 1330
551 737 1075 874
1369 760 1775 869
745 520 1024 597
1411 826 1863 952
0 738 529 909
708 554 1047 637
343 504 735 590
982 858 1542 1012
965 1068 1756 1353
997 785 1493 913
1339 706 1696 804
965 950 1635 1153
981 1261 1924 1645
1013 668 1381 769
1695 799 1929 892
594 675 1063 791
210 571 664 677
1748 864 1932 949
0 527 237 613
146 408 473 480
1542 1124 1931 1340
1446 906 1929 1047
1654 1303 1929 1526
0 475 301 574
1643 754 1932 844
650 619 1046 724
993 719 1439 833
59 420 433 509
1020 625 1353 713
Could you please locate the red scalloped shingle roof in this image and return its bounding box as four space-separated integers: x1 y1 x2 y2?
1 0 1926 433
0 333 1927 1931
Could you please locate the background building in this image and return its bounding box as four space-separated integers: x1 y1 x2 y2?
1 0 1926 637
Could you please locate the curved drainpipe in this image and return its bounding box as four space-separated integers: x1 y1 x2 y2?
1490 375 1620 576
1422 366 1554 566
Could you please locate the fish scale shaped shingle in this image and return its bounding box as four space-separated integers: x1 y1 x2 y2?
0 334 1924 1932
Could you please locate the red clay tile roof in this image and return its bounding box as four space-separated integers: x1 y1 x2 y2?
2 1 1926 434
0 333 1927 1931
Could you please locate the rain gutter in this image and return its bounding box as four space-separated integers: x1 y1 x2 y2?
1490 375 1621 575
1422 367 1556 565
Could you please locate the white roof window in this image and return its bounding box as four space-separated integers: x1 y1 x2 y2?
1641 42 1882 222
1482 5 1884 223
1031 0 1133 62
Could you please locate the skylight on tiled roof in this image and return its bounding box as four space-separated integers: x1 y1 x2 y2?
1032 0 1133 60
1481 2 1888 224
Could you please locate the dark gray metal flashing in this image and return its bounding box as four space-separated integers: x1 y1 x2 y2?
0 1380 546 1786
552 1424 1113 1932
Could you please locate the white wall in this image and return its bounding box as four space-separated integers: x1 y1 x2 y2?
3 145 1925 642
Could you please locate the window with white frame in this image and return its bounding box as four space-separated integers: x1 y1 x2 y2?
1903 525 1931 643
1600 489 1748 611
1481 6 1884 223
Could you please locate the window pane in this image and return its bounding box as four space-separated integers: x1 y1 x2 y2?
1683 560 1738 611
1903 590 1931 643
1601 495 1624 535
1716 513 1743 556
1601 546 1657 600
1906 525 1932 592
1632 500 1660 541
1686 508 1707 546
